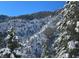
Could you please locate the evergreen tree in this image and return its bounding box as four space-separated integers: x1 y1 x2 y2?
54 1 79 58
0 27 22 58
7 27 19 51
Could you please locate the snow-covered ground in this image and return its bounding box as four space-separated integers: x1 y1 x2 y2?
0 12 62 58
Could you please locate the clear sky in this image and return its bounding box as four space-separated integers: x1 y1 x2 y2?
0 1 65 16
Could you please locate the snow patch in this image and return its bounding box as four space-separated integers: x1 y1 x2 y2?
0 48 11 56
10 53 15 58
5 35 10 40
66 21 71 25
68 40 75 49
61 53 69 58
15 36 18 39
75 41 78 44
66 35 70 39
75 21 79 32
76 21 79 27
56 21 61 26
13 50 22 56
75 27 79 32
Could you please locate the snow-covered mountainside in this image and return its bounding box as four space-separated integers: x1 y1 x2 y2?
53 1 79 58
0 10 62 58
2 1 79 58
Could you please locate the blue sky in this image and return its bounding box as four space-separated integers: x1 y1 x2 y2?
0 1 65 16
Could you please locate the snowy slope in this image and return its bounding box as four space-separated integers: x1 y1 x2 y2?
0 10 63 58
19 14 62 58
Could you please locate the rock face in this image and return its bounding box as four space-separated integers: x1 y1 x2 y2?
54 1 79 58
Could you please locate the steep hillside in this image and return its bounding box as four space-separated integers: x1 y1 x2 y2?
53 1 79 58
0 8 63 58
0 1 78 58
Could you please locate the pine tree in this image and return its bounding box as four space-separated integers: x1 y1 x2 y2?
54 1 79 58
0 27 22 58
7 27 19 50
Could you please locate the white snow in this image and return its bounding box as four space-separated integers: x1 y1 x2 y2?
62 31 67 35
0 48 11 56
26 40 29 43
56 21 61 26
76 21 79 27
8 26 12 32
75 21 79 32
0 48 5 52
19 42 26 46
68 40 75 49
75 41 78 44
10 53 15 58
5 35 10 40
0 11 62 58
55 31 68 43
58 53 69 58
72 55 75 57
15 36 18 39
64 9 68 16
65 53 69 58
75 27 79 32
61 53 69 58
66 21 71 25
56 36 62 43
66 20 75 26
66 35 70 39
58 50 66 58
3 48 11 55
13 50 22 55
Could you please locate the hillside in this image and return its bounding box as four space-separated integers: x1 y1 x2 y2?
0 9 62 58
0 11 56 22
1 1 79 58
